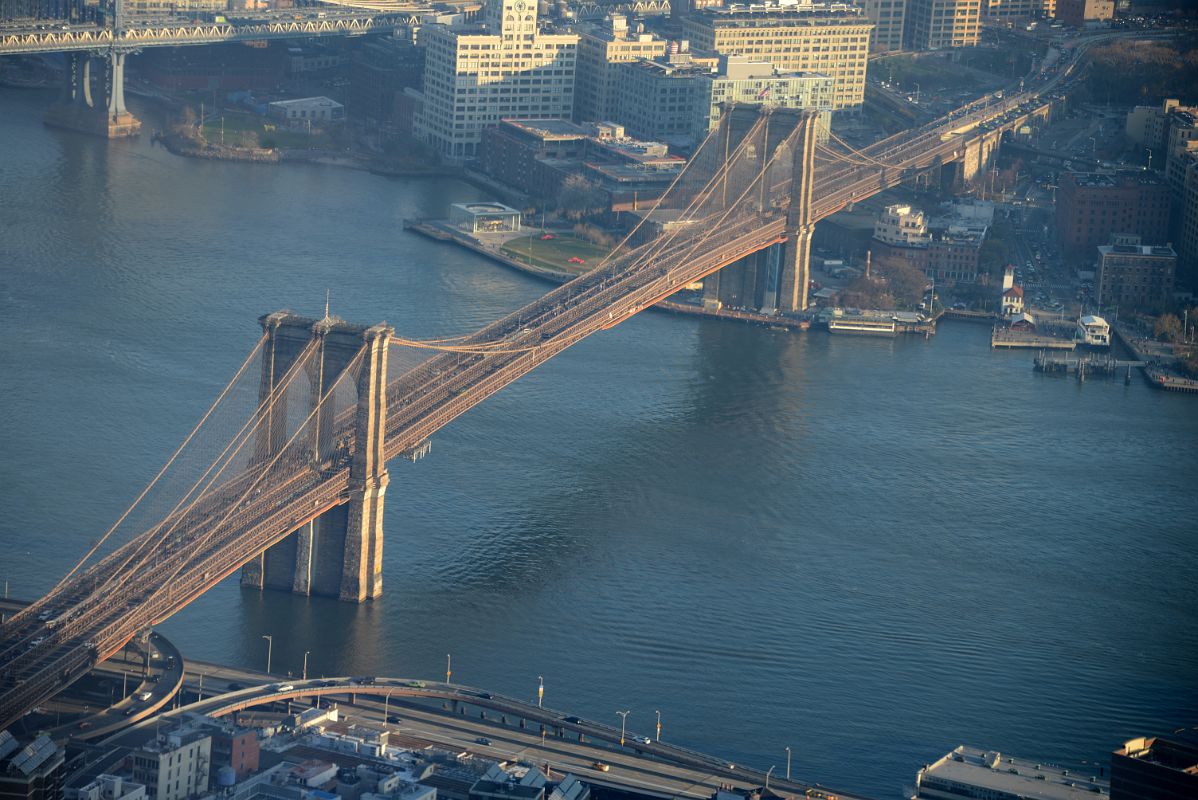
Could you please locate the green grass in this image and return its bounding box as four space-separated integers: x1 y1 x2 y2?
500 234 610 275
200 112 335 150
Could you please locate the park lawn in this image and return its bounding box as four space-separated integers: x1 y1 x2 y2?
500 234 611 275
201 112 335 149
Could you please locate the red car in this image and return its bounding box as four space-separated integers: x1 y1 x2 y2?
568 257 585 264
541 233 555 240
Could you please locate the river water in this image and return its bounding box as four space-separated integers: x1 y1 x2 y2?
1 89 1195 798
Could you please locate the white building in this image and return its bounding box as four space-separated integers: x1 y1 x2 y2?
915 745 1109 800
414 0 578 161
875 204 930 246
69 775 147 800
131 726 211 800
267 97 345 125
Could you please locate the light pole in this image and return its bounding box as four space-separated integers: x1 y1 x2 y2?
262 634 272 674
538 676 544 708
765 766 775 791
616 710 630 747
302 651 310 681
384 689 395 723
446 654 452 684
785 747 792 781
1146 148 1153 170
914 82 920 104
655 710 661 742
122 670 128 700
198 673 205 702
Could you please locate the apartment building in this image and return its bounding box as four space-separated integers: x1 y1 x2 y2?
131 727 211 800
1097 237 1177 312
903 0 981 50
574 15 668 123
682 2 872 109
414 0 578 160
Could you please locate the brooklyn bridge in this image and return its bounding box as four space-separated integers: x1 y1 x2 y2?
0 36 1094 727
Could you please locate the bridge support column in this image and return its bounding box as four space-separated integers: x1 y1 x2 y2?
776 111 819 314
45 50 140 138
339 324 392 603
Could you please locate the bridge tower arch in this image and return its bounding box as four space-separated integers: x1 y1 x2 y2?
240 311 393 603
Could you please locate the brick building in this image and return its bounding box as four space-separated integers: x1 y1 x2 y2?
1055 172 1172 258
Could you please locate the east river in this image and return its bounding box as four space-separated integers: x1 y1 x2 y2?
1 89 1195 798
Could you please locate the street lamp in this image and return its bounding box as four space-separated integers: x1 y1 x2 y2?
785 747 792 781
765 766 775 791
538 676 544 708
302 651 310 681
384 689 395 723
1146 148 1153 171
446 654 452 684
655 710 661 742
262 634 273 674
616 710 630 747
914 82 920 104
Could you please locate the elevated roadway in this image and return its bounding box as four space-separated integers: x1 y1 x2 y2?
0 9 428 56
115 671 863 800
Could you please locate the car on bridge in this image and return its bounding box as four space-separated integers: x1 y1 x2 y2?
474 737 491 746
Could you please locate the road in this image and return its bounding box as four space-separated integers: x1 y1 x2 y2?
112 666 862 800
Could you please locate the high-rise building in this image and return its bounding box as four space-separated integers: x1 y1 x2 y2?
702 56 834 140
682 2 872 109
414 0 578 160
1055 172 1172 257
574 15 668 123
859 0 906 51
1176 151 1198 289
903 0 981 50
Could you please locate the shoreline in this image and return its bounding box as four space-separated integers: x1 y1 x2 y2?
403 219 813 332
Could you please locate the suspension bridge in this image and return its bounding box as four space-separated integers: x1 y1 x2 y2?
0 30 1108 728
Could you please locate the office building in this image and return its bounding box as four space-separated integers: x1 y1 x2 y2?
1055 172 1172 257
1111 732 1198 800
131 727 211 800
1054 0 1114 26
1177 151 1198 289
414 0 578 160
573 15 668 123
915 745 1109 800
859 0 905 51
903 0 981 50
682 2 872 109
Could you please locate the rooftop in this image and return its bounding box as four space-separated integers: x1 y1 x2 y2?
1097 243 1177 257
503 118 589 141
697 2 868 23
918 746 1108 800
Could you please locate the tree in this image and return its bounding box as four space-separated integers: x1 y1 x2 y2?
878 261 929 308
557 175 607 221
1154 313 1182 342
978 238 1008 277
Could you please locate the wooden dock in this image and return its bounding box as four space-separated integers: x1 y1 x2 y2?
992 328 1076 350
1034 352 1145 381
1144 366 1198 394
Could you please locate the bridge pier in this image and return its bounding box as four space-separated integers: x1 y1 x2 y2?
45 49 141 138
241 312 394 603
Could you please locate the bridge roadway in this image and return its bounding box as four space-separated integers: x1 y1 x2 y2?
0 9 427 56
115 669 864 800
0 27 1168 730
